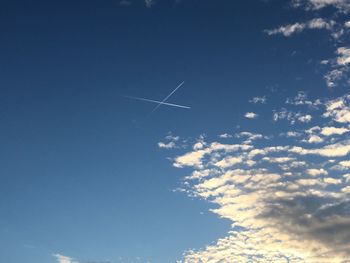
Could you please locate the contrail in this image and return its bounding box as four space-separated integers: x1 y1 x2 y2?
150 81 185 113
124 95 190 109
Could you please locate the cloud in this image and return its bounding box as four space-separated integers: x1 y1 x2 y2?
323 94 350 123
219 133 233 138
265 18 335 37
235 132 266 144
273 108 312 124
305 134 324 143
214 156 243 169
286 91 322 108
145 0 155 8
324 68 347 88
337 47 350 65
119 0 132 6
165 91 350 262
54 254 79 263
292 0 350 12
158 141 176 149
265 2 350 88
244 112 258 119
339 160 350 168
283 131 302 137
320 126 350 136
158 133 183 149
307 168 328 176
249 96 267 104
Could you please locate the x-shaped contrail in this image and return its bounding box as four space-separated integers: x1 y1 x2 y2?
125 81 190 113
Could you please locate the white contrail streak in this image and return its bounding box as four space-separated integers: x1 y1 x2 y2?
124 95 191 109
150 81 185 113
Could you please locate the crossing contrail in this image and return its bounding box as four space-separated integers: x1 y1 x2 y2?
150 81 185 113
125 81 190 114
124 95 191 109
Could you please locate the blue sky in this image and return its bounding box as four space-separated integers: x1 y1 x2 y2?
1 0 350 262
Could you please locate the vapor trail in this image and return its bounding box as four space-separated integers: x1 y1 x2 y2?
150 81 185 113
124 95 190 109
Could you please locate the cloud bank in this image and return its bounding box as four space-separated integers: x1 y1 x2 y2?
165 92 350 262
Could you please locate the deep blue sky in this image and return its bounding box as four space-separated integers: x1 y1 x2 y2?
1 0 348 262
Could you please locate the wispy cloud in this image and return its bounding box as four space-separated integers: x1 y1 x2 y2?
273 108 312 124
265 1 350 88
249 96 267 104
119 0 132 6
265 18 335 37
145 0 155 8
292 0 350 12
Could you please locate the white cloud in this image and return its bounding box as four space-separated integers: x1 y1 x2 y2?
262 157 295 163
174 148 210 168
284 131 302 137
265 18 335 37
324 68 346 88
307 168 328 176
166 91 350 262
219 133 232 138
298 114 312 123
324 177 342 184
323 48 350 88
337 47 350 65
214 156 243 168
306 135 324 143
249 96 267 104
158 141 176 149
290 140 350 157
339 160 350 168
273 109 312 124
53 254 78 263
286 91 321 107
158 133 181 149
323 94 350 123
320 126 349 136
292 0 350 12
244 112 259 119
235 132 266 144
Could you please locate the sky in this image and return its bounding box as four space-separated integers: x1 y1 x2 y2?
1 0 350 262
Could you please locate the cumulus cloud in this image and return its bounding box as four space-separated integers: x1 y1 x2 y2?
320 126 350 136
305 134 324 143
165 91 350 262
